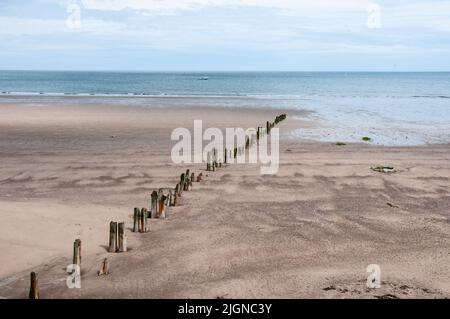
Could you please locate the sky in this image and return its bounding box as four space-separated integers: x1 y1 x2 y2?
0 0 449 71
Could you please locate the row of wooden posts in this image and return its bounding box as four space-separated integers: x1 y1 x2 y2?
28 114 287 299
206 115 285 172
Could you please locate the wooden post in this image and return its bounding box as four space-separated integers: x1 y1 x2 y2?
159 195 167 219
177 183 181 196
98 258 109 276
168 190 174 206
133 207 140 232
184 176 190 191
174 185 179 206
137 210 142 233
118 222 127 252
140 208 148 233
73 239 81 269
157 189 164 209
180 173 186 192
109 221 118 252
29 272 39 299
213 149 218 168
144 208 149 232
151 191 158 219
165 191 170 206
206 152 211 171
212 153 215 169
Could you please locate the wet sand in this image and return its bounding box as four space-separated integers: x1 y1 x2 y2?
0 103 449 299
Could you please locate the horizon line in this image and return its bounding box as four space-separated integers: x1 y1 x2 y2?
1 69 450 73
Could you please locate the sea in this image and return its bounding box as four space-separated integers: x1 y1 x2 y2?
1 71 449 146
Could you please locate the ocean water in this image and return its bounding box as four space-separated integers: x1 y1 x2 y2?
1 71 449 146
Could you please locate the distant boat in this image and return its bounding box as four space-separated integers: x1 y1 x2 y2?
198 76 209 81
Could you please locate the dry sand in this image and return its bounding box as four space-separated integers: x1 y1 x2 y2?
0 103 449 299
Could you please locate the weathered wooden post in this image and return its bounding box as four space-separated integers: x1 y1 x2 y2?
140 208 148 233
158 195 167 219
157 189 164 209
138 209 143 232
165 191 170 206
109 221 118 252
151 191 158 219
184 176 190 191
206 152 211 171
174 185 179 206
133 207 140 232
180 173 186 192
175 183 181 203
73 239 81 269
169 189 174 206
98 258 109 276
118 222 127 252
29 272 39 299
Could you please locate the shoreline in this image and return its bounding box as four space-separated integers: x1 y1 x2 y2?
0 102 449 298
2 95 449 147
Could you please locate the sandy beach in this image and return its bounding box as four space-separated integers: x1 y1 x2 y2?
0 102 449 299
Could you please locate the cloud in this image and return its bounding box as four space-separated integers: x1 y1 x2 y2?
1 0 450 66
0 16 127 36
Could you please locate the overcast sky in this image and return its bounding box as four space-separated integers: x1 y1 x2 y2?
1 0 449 71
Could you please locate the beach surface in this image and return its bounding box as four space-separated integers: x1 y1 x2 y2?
0 102 449 299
